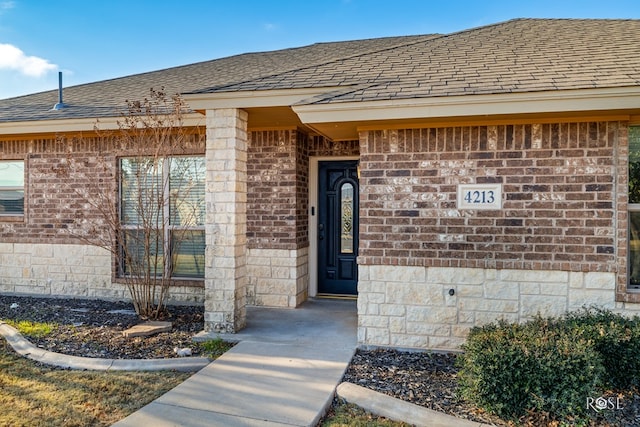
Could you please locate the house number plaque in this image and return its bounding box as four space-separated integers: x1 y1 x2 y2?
457 183 502 210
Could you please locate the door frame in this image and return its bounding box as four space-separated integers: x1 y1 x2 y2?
309 156 359 297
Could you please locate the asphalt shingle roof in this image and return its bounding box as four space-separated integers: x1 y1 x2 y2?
1 18 639 123
0 34 436 123
199 19 640 104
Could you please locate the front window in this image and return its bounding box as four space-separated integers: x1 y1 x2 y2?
629 126 640 289
0 160 24 216
120 156 205 279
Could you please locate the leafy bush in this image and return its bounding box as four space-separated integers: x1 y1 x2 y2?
563 308 640 389
458 317 604 422
458 309 640 423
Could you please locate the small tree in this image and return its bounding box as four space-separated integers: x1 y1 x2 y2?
56 88 205 319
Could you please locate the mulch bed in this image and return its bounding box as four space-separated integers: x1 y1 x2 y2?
2 295 639 426
343 349 640 426
0 295 203 359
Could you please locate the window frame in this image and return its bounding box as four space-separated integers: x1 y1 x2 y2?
0 159 25 219
629 206 640 290
118 155 205 281
628 125 640 291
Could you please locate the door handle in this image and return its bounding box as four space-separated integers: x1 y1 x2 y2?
319 223 324 240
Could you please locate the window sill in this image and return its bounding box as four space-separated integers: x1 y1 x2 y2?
616 289 640 304
114 278 204 288
0 215 24 223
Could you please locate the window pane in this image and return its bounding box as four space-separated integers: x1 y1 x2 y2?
629 127 640 203
171 230 205 278
630 211 640 288
169 157 205 226
0 190 24 214
0 161 23 187
122 229 164 277
340 182 354 254
120 158 163 225
0 161 24 215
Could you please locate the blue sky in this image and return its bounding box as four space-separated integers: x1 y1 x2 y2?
0 0 638 100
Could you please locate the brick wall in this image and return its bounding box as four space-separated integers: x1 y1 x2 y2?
247 131 360 251
358 122 622 275
0 134 206 303
247 130 301 249
245 131 359 306
296 132 309 248
0 133 204 245
309 136 359 157
3 130 358 252
0 137 114 244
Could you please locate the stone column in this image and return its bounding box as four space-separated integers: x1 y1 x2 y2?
204 108 248 333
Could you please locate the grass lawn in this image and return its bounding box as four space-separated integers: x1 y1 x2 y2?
321 403 410 427
0 340 192 427
1 319 402 427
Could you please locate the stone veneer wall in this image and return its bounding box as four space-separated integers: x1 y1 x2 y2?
357 122 638 349
0 243 204 303
358 265 628 349
246 247 309 307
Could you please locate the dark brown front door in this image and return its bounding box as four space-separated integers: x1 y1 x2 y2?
317 160 359 295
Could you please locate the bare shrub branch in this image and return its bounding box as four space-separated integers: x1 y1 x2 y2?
54 88 205 319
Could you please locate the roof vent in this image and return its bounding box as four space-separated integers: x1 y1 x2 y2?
51 72 68 110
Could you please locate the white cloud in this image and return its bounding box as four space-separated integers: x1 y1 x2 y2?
0 1 15 11
0 43 57 77
263 23 278 31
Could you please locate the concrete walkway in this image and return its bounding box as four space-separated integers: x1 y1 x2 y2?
112 298 358 427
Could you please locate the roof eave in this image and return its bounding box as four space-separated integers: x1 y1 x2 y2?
292 87 640 124
0 113 204 137
183 87 344 110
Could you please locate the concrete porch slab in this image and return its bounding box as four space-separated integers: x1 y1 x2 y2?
113 298 358 427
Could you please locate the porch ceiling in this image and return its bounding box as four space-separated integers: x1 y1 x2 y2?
245 106 304 130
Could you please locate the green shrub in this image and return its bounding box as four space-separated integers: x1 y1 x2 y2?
458 317 605 422
459 309 640 423
563 308 640 389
